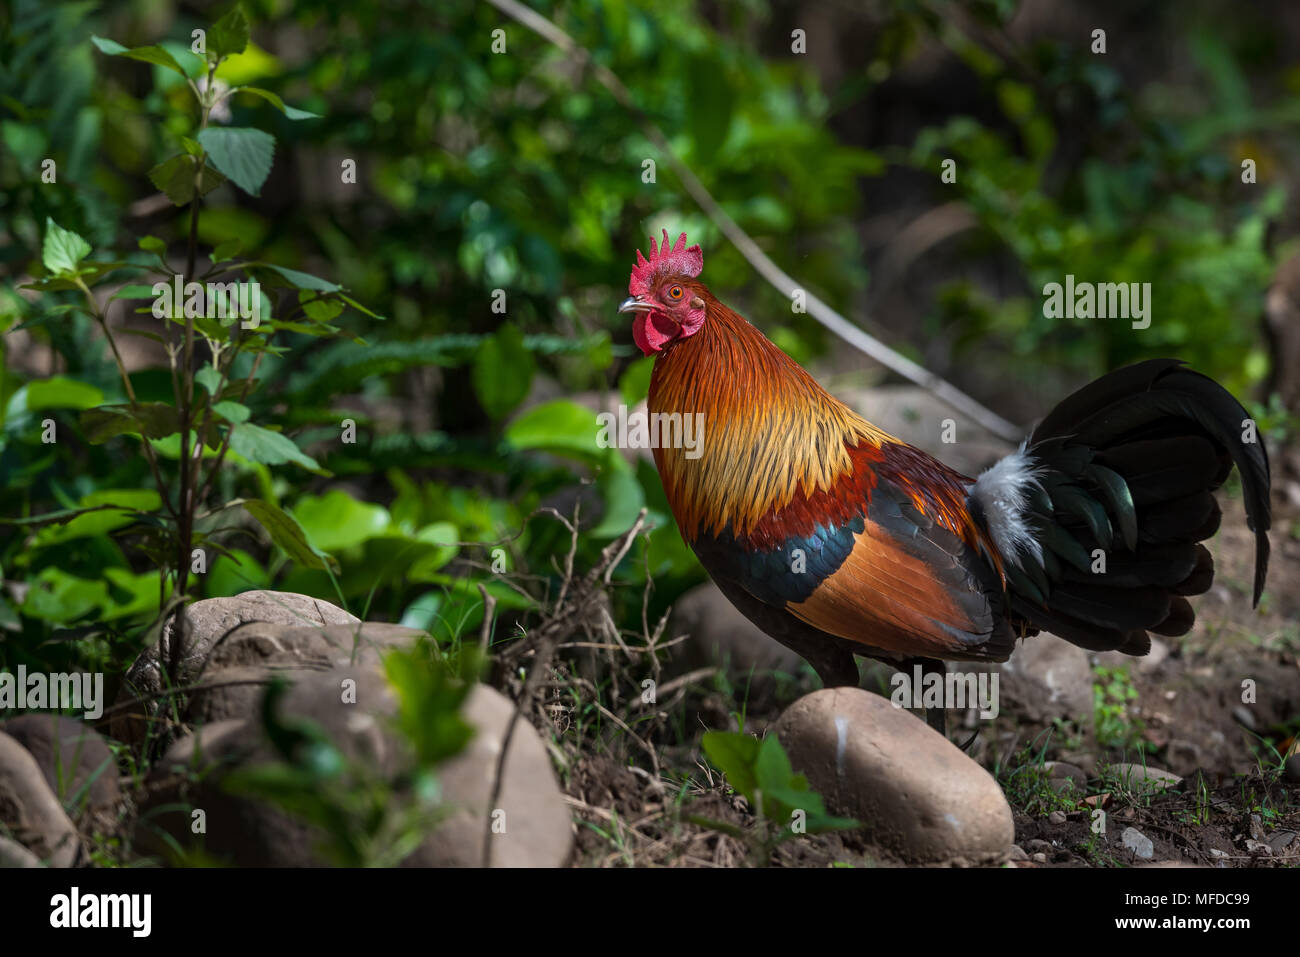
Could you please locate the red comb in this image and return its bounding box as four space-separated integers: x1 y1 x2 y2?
629 229 703 296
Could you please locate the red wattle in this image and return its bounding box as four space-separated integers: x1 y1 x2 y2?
633 311 679 355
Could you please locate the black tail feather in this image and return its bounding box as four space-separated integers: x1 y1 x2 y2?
998 359 1270 658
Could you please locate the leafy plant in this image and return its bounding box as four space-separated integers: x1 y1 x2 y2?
693 730 858 865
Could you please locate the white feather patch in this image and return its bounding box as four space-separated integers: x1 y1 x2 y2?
969 445 1044 569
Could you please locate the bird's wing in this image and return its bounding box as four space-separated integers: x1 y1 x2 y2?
690 447 1017 663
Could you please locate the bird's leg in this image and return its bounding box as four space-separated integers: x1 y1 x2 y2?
904 657 948 738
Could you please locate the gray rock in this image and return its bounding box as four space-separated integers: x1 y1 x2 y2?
1268 830 1296 854
1107 762 1182 792
997 637 1093 723
1048 810 1067 825
1006 844 1028 861
1044 761 1088 796
0 833 41 868
0 732 79 866
671 583 803 678
112 591 360 744
0 715 120 831
412 684 573 867
185 621 423 727
139 672 571 867
1121 826 1154 860
1285 751 1300 784
773 687 1014 863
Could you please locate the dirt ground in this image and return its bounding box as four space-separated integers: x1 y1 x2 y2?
562 494 1300 868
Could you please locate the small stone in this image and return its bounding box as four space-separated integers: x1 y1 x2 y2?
0 715 120 831
1027 838 1052 853
1048 810 1067 825
0 732 79 866
1232 706 1256 731
1006 844 1028 861
1244 839 1271 856
1044 761 1088 796
1121 826 1154 860
1107 762 1182 792
1249 813 1265 842
1268 830 1295 854
0 834 41 868
1208 848 1228 859
773 687 1014 863
1031 852 1048 863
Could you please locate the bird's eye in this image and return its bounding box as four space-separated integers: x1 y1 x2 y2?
667 285 683 300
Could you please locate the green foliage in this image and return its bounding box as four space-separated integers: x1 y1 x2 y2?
695 730 858 863
1093 665 1153 754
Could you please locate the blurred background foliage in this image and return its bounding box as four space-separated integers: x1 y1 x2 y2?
1 0 1296 679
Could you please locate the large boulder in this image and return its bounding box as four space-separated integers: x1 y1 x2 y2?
111 591 360 745
184 620 423 728
773 687 1013 863
138 670 572 868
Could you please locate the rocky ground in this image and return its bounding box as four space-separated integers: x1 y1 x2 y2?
1 419 1297 866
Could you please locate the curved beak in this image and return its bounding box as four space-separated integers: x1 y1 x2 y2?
618 295 655 314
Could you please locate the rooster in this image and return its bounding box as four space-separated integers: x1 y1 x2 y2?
620 230 1271 737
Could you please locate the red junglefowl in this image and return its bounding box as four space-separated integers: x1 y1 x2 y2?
620 230 1271 737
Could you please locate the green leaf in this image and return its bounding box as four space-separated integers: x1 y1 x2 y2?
195 365 223 395
42 218 92 274
301 297 343 321
211 239 242 263
111 284 159 302
235 86 321 120
227 422 322 471
33 489 162 546
209 5 250 58
138 235 166 254
25 377 104 411
687 53 735 162
212 400 249 424
264 264 339 292
290 489 390 552
505 399 603 463
702 731 761 802
589 459 644 539
197 127 275 196
618 356 655 406
148 154 227 206
473 322 534 420
242 499 336 571
80 403 180 442
90 36 191 78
